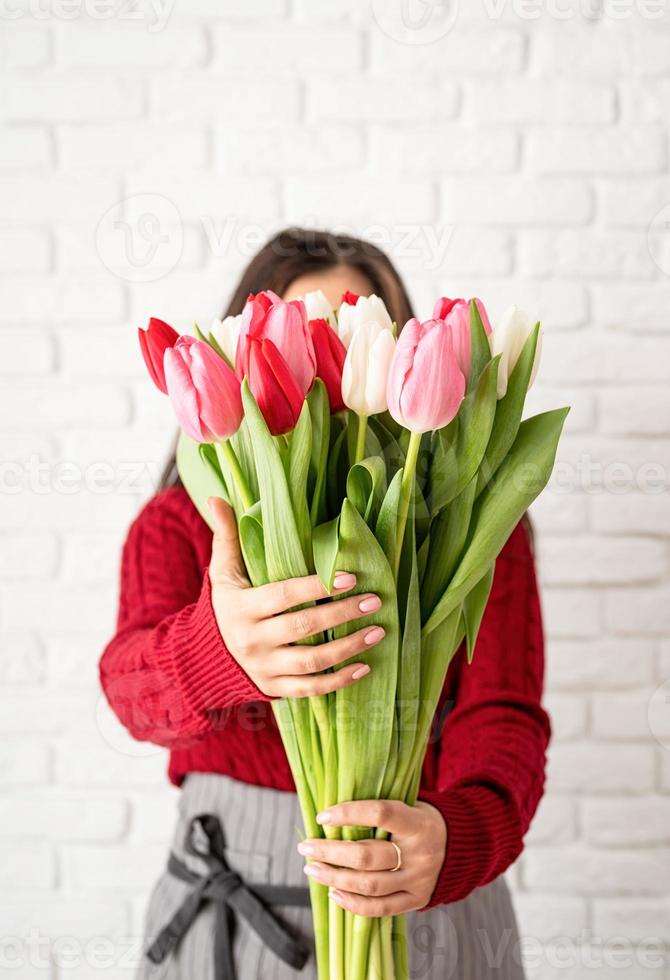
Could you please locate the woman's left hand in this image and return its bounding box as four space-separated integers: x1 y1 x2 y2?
297 800 447 917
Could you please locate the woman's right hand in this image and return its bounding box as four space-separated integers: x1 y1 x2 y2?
207 497 385 698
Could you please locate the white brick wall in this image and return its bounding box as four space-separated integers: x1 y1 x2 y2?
1 3 669 977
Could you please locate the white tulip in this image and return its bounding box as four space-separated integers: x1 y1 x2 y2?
490 305 543 399
211 314 242 365
302 289 336 328
337 294 394 348
341 322 396 416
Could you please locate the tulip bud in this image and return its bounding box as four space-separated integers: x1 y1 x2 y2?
309 317 347 413
341 322 396 417
303 289 336 329
210 313 242 365
164 336 243 443
138 317 179 394
336 293 393 349
490 305 542 399
247 337 306 436
237 291 316 395
387 318 466 433
432 297 492 381
341 290 360 306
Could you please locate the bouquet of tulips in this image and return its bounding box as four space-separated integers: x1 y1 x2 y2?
139 288 567 980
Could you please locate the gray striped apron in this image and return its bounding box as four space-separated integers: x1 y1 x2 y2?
136 774 526 980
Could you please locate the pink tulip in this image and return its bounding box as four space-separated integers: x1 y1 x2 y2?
138 317 179 394
432 296 492 380
164 336 242 443
236 290 316 395
387 317 466 433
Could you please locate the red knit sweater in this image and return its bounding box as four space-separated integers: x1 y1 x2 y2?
100 486 549 908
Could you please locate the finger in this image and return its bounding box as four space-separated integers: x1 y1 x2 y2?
271 592 382 645
316 800 415 836
270 662 372 699
304 862 409 897
297 838 399 872
251 571 357 619
278 625 385 676
208 497 249 587
328 889 415 918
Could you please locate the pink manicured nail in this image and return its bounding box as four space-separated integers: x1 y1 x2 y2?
303 864 324 880
333 572 356 590
316 811 332 825
351 664 371 680
329 890 345 906
359 594 381 613
364 627 385 646
297 842 314 856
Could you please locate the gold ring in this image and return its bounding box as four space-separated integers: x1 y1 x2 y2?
389 840 402 872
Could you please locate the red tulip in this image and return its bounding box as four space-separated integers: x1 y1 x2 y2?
246 337 306 436
164 336 242 443
308 317 347 413
236 290 316 395
387 317 466 433
341 290 360 306
432 296 492 380
138 317 179 394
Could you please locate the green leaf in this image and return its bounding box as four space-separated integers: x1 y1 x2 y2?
375 469 403 570
468 299 492 392
193 322 206 342
313 515 341 593
333 499 399 804
288 401 313 569
424 406 569 636
428 356 499 514
346 456 387 526
241 380 308 581
421 477 477 621
307 380 330 526
326 425 348 516
477 323 540 494
239 502 268 585
175 432 227 529
462 562 495 664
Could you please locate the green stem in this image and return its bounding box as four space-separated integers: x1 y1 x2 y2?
380 917 395 979
394 430 422 579
392 916 409 980
354 414 368 464
218 439 254 511
329 898 345 979
350 915 373 978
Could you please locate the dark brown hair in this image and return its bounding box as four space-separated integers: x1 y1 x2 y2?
159 226 415 488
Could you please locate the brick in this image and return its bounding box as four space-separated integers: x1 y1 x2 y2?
0 586 115 633
632 29 670 75
468 79 615 124
542 588 601 638
0 175 119 222
0 25 51 68
518 230 654 279
0 634 45 684
54 732 167 788
441 178 593 225
525 385 595 433
3 76 143 122
284 176 436 226
370 28 526 74
540 332 670 384
174 0 286 14
527 127 665 175
0 482 141 533
63 843 165 890
555 435 670 496
211 26 364 70
0 230 51 274
540 536 666 586
58 124 209 170
124 176 280 226
545 692 588 740
0 326 54 369
57 223 204 274
57 22 206 68
529 489 589 533
513 894 587 942
0 793 127 841
548 742 654 793
149 74 301 124
583 797 670 846
593 284 670 331
533 25 631 77
216 125 365 175
0 737 50 784
0 126 52 170
0 841 55 889
523 845 670 895
62 532 122 585
0 381 129 428
0 276 125 324
600 389 670 436
593 898 670 944
399 226 513 278
307 77 459 123
546 638 655 690
600 177 670 227
46 634 107 688
0 898 128 940
621 79 670 125
370 127 519 173
131 788 180 843
526 794 576 845
0 532 59 578
594 689 670 740
605 587 670 635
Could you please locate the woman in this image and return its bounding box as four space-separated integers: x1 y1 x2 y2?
100 227 549 979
